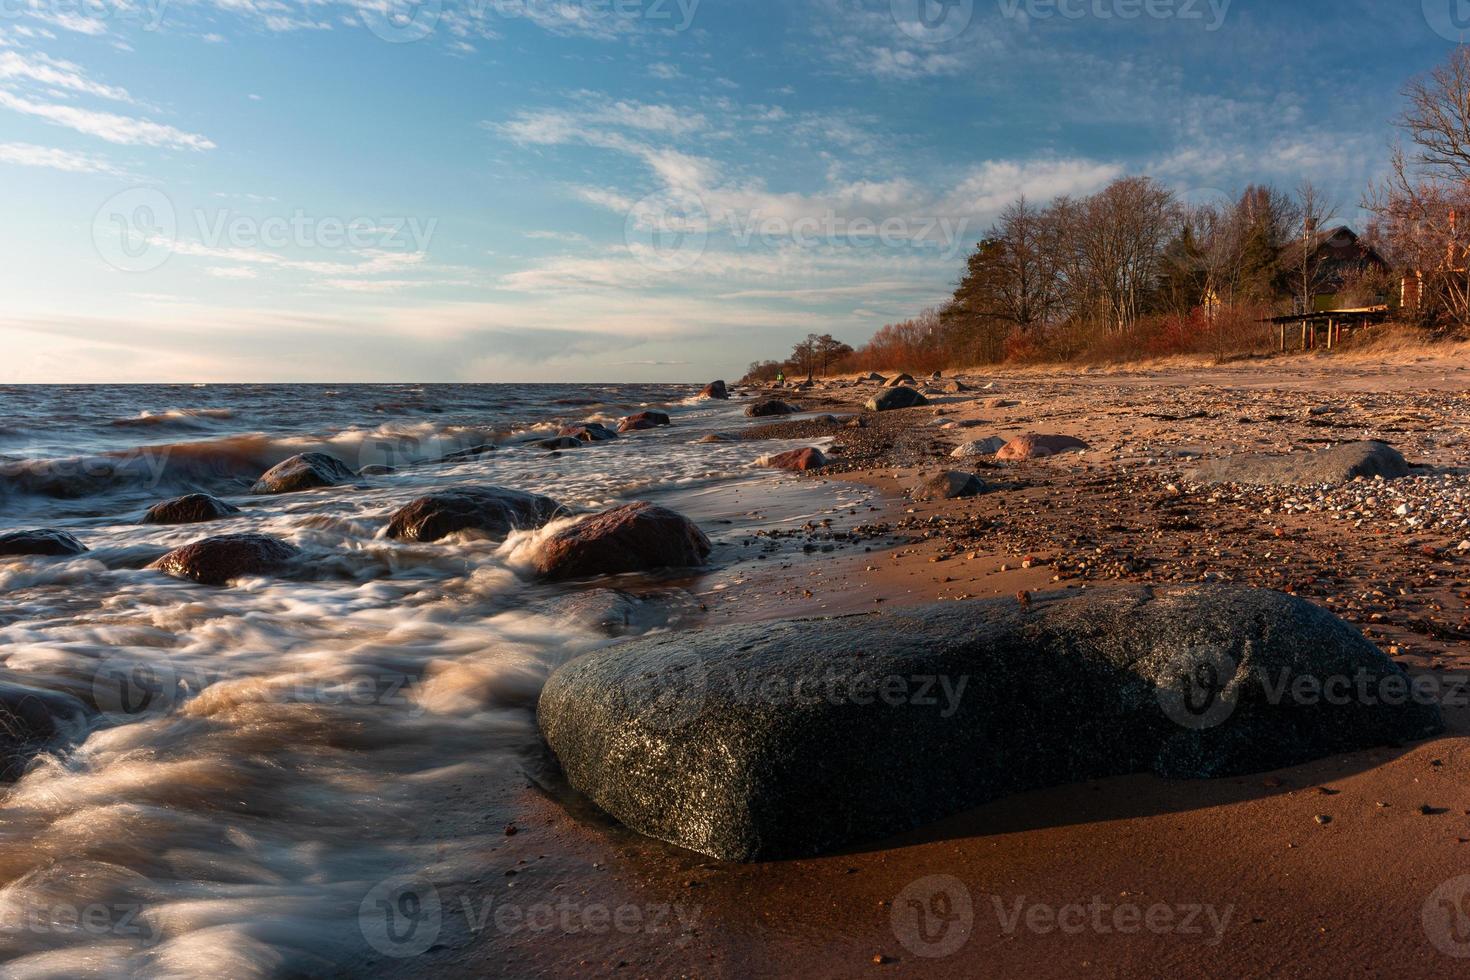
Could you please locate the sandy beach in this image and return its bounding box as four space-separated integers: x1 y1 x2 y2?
391 349 1470 980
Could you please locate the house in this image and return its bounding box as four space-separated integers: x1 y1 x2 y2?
1279 225 1392 311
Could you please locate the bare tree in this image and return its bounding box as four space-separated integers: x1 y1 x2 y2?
1286 181 1341 314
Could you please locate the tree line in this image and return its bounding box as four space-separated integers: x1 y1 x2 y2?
740 47 1470 382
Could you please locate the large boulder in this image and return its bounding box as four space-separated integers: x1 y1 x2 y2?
558 423 619 443
618 411 672 433
866 387 928 412
0 680 88 780
761 448 828 472
951 437 1007 459
745 400 798 418
385 487 563 543
996 434 1089 460
1191 441 1409 487
142 494 241 525
532 502 711 582
0 529 87 557
250 452 357 495
912 471 987 501
150 534 301 586
885 373 917 387
699 380 729 400
539 586 1443 862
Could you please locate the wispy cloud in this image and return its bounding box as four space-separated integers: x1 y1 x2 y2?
0 140 123 175
0 90 214 149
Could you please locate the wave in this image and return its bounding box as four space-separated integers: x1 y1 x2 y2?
109 408 239 431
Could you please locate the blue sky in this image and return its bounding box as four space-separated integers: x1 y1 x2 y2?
0 0 1461 381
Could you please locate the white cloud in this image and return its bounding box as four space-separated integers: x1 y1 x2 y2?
0 141 123 175
0 90 215 149
0 51 133 102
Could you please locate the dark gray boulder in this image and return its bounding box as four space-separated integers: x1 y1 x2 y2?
699 381 729 400
250 452 357 495
866 387 928 412
885 373 917 387
385 487 563 543
0 529 87 557
1191 441 1409 487
537 437 583 452
142 494 241 525
532 502 711 582
539 586 1442 861
558 423 619 443
745 400 798 418
912 471 987 501
618 411 672 433
150 534 301 586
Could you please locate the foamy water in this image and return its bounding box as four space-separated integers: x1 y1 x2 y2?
0 384 870 977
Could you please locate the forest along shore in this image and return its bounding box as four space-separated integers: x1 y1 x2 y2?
411 355 1470 980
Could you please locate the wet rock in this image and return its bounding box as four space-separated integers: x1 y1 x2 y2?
150 534 301 586
142 494 241 525
1191 441 1409 487
537 437 583 452
0 529 87 557
746 400 799 418
762 448 828 472
539 586 1443 861
699 380 730 400
996 434 1090 460
532 502 711 582
250 452 357 495
912 471 987 501
385 487 563 543
698 433 739 444
866 387 929 412
951 437 1007 459
618 411 672 433
885 373 917 388
534 589 696 637
559 423 619 443
0 680 88 780
441 444 496 462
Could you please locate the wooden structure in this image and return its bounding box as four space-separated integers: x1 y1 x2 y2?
1264 305 1391 352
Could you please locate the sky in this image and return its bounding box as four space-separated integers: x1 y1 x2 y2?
0 0 1463 382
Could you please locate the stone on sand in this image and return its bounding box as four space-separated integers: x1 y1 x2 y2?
762 448 828 472
951 437 1007 459
911 471 987 501
1190 441 1409 487
866 387 929 412
746 400 799 418
996 434 1089 460
538 585 1443 861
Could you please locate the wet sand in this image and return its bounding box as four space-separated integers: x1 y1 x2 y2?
382 350 1470 979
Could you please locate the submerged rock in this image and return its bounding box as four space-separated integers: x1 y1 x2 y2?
745 400 798 418
912 471 987 501
0 680 88 780
762 448 828 472
537 437 583 452
996 434 1089 460
698 433 739 444
558 423 619 443
0 529 87 557
532 502 711 582
250 452 357 495
699 380 729 400
539 586 1443 862
150 534 301 586
866 387 928 412
142 494 241 525
385 487 563 543
618 411 672 433
1191 441 1409 487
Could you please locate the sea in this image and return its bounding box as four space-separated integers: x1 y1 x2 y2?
0 383 871 976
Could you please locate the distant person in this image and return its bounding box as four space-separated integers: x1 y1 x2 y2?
776 371 784 385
